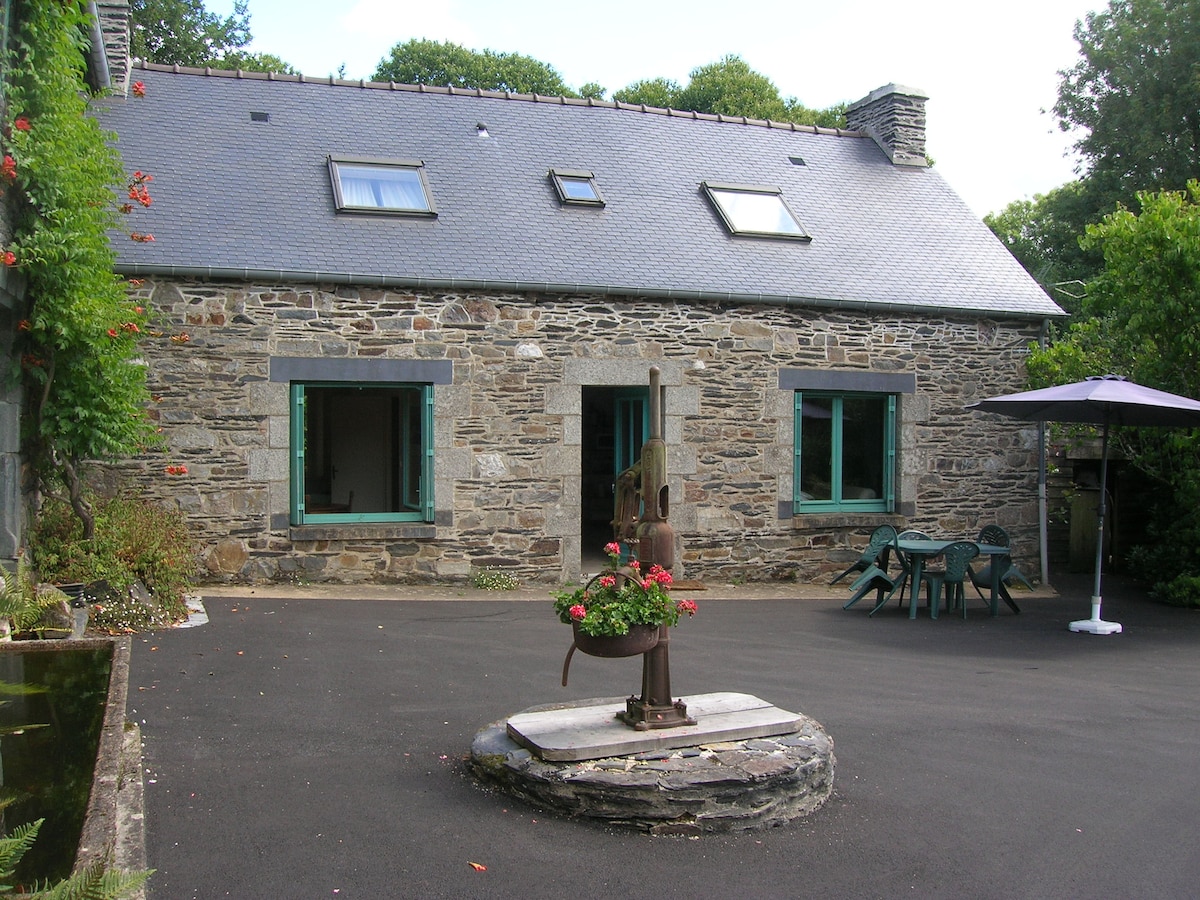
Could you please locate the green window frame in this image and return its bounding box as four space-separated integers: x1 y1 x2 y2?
794 391 896 514
289 381 434 525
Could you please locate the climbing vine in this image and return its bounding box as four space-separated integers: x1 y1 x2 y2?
3 1 160 539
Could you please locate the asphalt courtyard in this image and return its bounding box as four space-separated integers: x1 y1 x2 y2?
129 572 1200 899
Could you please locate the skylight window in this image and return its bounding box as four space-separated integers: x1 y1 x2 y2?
549 169 604 207
329 156 435 215
702 181 809 240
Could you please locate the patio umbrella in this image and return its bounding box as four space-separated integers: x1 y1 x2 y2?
968 375 1200 634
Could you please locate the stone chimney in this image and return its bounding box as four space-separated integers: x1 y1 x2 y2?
845 84 929 167
85 1 132 96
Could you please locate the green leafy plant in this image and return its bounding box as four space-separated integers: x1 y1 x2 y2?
1152 574 1200 608
0 817 150 897
29 494 195 632
0 563 67 638
3 1 167 540
553 543 697 637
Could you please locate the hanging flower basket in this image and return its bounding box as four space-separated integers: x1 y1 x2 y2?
556 544 699 686
571 621 660 658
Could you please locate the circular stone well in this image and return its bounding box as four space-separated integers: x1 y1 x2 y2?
470 700 835 834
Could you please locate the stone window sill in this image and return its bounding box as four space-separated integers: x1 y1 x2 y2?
789 513 906 531
289 523 436 542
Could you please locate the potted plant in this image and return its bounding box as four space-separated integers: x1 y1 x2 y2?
553 542 697 658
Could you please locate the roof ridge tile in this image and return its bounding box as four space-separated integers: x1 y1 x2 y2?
128 60 868 140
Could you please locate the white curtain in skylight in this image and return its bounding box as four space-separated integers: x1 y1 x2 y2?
337 164 429 211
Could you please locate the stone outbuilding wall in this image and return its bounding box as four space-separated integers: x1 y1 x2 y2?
103 278 1046 585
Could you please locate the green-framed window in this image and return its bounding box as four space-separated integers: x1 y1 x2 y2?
289 382 433 524
794 391 895 514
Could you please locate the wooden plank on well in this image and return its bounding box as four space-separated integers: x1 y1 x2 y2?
506 692 805 762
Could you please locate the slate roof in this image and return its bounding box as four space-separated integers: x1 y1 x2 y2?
95 63 1064 319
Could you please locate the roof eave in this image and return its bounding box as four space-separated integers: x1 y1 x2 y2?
115 263 1067 320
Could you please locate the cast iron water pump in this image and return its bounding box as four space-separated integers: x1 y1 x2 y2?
616 366 695 730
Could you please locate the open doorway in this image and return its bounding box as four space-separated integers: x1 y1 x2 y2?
580 386 648 569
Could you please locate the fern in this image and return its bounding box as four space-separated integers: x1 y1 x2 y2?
0 818 151 898
0 562 63 634
0 818 43 890
19 861 152 899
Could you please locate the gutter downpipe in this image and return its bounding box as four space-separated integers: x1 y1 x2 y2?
1038 318 1050 587
85 3 112 93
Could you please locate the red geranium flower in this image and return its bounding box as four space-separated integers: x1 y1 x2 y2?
13 117 30 132
568 604 587 621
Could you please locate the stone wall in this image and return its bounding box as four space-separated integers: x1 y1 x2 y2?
103 278 1046 585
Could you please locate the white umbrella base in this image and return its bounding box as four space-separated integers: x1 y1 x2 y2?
1070 599 1123 634
1069 618 1123 634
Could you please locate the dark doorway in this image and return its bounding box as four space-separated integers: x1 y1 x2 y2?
581 386 648 565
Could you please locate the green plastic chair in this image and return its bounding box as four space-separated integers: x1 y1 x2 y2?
831 524 898 586
969 525 1032 614
843 532 907 615
922 541 979 619
844 564 907 617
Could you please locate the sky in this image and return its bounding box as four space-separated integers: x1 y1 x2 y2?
214 0 1107 218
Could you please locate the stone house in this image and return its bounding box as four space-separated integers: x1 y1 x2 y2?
90 45 1064 585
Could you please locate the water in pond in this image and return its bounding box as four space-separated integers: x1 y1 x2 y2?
0 645 111 884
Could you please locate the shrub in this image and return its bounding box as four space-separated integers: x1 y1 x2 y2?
29 493 196 631
1152 574 1200 609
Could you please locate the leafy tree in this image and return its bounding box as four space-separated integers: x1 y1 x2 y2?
1078 183 1200 397
674 55 787 119
614 56 846 127
130 0 251 67
4 1 161 538
984 181 1105 313
372 39 575 96
1026 182 1200 588
988 0 1200 308
218 50 298 75
1054 0 1200 210
612 77 680 108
